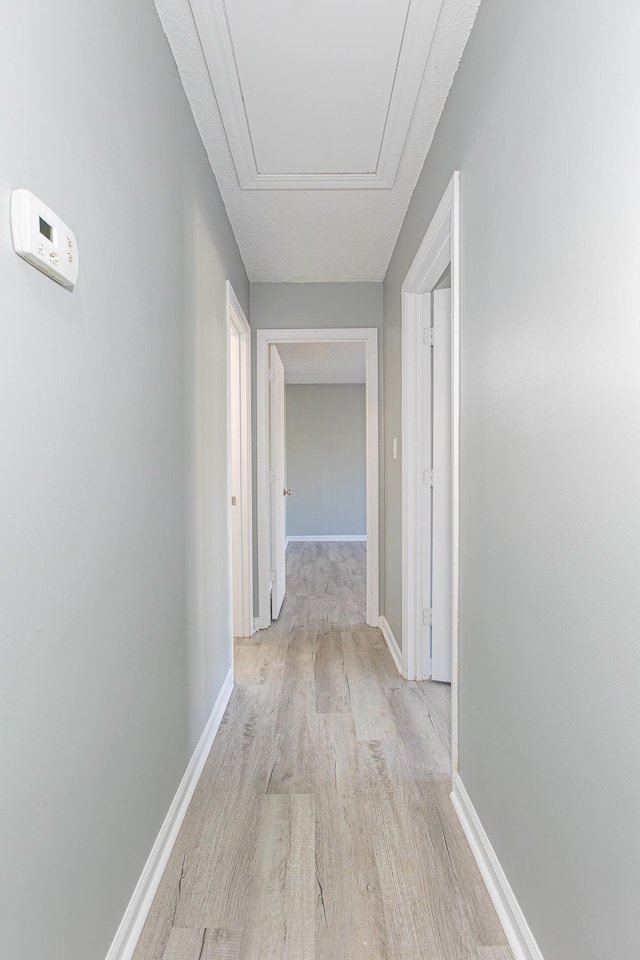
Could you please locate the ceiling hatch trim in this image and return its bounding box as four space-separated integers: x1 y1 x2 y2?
189 0 444 191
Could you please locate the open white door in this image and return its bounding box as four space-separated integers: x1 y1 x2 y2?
431 288 452 682
269 345 286 618
226 282 253 641
230 328 243 636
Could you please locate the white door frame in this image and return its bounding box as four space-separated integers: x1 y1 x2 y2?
402 172 460 770
226 281 254 642
256 327 379 629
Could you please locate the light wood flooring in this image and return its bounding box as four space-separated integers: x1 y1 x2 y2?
133 542 511 960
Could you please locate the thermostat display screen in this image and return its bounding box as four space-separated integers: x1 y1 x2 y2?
39 217 53 242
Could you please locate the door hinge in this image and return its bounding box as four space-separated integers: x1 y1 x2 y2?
267 368 275 382
270 569 277 583
424 327 434 347
423 608 432 626
423 468 434 487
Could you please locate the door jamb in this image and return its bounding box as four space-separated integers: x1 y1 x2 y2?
226 281 254 645
401 172 460 771
256 327 379 630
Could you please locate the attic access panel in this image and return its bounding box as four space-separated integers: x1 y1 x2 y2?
190 0 443 189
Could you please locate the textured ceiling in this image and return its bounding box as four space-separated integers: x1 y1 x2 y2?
154 0 481 282
277 342 366 384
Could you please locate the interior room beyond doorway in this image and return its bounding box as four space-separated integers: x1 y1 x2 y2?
256 328 379 631
279 341 367 547
270 341 367 621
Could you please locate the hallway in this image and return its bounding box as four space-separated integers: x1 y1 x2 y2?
133 543 511 960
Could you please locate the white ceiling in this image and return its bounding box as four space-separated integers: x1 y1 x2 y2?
277 342 366 384
154 0 481 281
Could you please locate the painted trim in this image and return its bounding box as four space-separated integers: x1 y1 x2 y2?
256 330 270 630
401 284 431 683
401 171 460 772
379 615 404 677
187 0 441 191
227 282 254 640
287 535 367 543
451 774 545 960
257 328 379 630
104 670 234 960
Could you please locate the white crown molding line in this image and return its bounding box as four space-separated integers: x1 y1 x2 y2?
104 670 234 960
188 0 443 191
376 0 444 187
451 774 545 960
245 172 391 192
286 535 367 542
379 615 404 677
188 0 256 186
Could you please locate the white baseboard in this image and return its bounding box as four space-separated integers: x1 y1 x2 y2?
286 535 367 542
105 669 234 960
451 773 544 960
378 615 404 677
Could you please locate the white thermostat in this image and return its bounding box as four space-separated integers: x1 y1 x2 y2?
11 189 79 291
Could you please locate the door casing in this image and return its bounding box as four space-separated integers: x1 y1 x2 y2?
401 172 460 772
430 287 453 684
256 327 379 629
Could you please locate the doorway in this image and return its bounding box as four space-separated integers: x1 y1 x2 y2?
402 173 460 770
226 281 253 641
256 328 379 630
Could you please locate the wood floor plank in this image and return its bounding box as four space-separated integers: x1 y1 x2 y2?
342 630 398 741
313 712 387 960
234 636 288 686
162 927 241 960
353 623 404 689
359 737 443 957
152 686 278 939
314 628 352 713
239 794 315 960
417 679 452 753
476 948 513 960
266 629 316 794
387 685 451 782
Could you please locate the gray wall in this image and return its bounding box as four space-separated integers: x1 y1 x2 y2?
250 282 382 332
383 0 640 956
250 283 383 606
286 385 366 537
0 3 248 960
